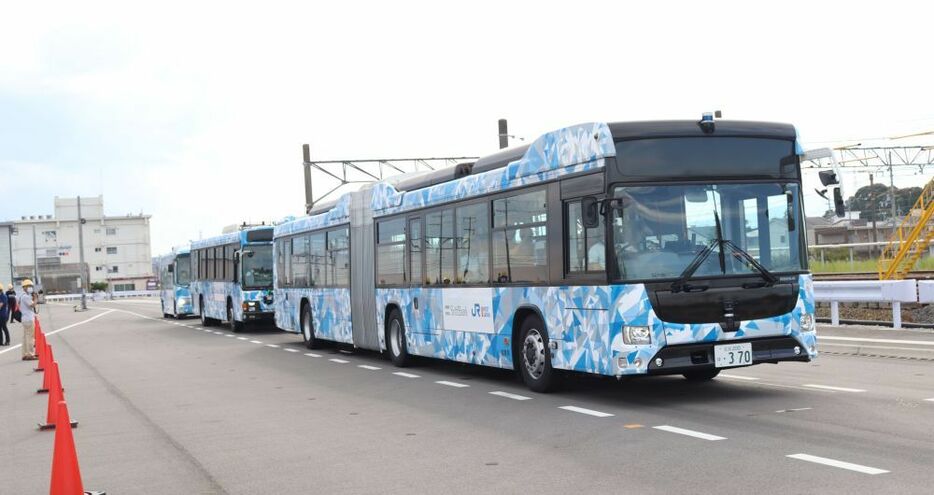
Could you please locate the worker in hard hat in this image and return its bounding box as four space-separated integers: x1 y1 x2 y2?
0 284 8 345
18 279 38 360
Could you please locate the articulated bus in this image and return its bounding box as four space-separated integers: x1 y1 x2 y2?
191 226 276 332
158 247 193 318
274 118 817 391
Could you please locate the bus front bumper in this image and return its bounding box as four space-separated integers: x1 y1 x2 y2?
243 310 274 322
644 336 811 376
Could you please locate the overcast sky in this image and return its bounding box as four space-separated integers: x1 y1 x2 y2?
3 0 932 253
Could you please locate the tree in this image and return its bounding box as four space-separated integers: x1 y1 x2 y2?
895 187 923 216
845 183 891 221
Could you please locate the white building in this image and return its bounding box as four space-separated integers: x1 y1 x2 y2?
10 196 153 292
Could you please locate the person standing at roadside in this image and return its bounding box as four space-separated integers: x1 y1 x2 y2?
18 279 38 360
0 288 8 345
6 283 17 323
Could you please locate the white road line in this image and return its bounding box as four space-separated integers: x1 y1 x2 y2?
559 406 614 418
213 331 224 335
237 337 248 341
653 425 726 441
490 391 532 401
924 398 934 402
393 372 420 378
786 453 888 475
284 348 299 353
304 353 322 358
820 342 934 353
719 373 760 381
435 380 470 388
819 335 934 346
339 350 353 354
0 310 115 356
358 365 381 370
266 344 280 348
203 329 212 333
329 358 349 363
776 407 813 413
802 384 866 393
224 334 235 338
250 340 263 344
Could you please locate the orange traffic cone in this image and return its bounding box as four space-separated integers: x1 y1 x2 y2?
38 342 52 393
35 330 48 372
49 401 84 495
39 362 76 430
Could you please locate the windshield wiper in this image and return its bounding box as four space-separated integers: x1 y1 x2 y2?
670 238 719 293
722 240 778 286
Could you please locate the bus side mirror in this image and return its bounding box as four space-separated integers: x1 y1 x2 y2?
581 196 600 229
168 265 174 273
818 170 840 186
833 188 845 217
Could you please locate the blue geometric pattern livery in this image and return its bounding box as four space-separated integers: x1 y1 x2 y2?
370 122 615 214
375 274 816 377
192 281 274 322
273 288 353 344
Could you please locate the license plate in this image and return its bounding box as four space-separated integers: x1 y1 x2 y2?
714 342 753 368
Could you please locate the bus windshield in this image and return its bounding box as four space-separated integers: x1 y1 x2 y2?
242 244 273 288
175 254 191 286
611 182 805 281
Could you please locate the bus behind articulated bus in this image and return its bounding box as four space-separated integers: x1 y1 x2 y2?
191 226 275 332
159 247 193 318
277 117 816 392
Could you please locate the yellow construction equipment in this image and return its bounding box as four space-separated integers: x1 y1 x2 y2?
878 178 934 279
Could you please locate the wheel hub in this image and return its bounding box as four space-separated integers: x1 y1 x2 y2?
523 329 545 379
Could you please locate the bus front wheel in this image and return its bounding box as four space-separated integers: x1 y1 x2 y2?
200 298 213 327
161 300 170 319
516 315 558 393
386 308 411 367
228 301 244 333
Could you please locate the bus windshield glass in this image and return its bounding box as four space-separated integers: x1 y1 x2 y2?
611 182 805 281
175 254 191 286
242 244 273 288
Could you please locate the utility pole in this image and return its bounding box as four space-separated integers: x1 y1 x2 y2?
869 174 878 256
498 119 509 150
77 196 88 311
32 224 39 285
888 150 897 221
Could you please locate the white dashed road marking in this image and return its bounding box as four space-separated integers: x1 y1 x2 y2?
653 425 726 441
489 391 532 401
435 380 469 388
393 372 420 378
237 337 248 341
358 365 381 370
266 344 280 348
284 348 299 353
329 358 349 364
559 406 614 418
250 340 263 344
786 454 889 475
719 373 759 381
776 407 812 413
802 384 866 393
224 334 235 338
305 353 322 358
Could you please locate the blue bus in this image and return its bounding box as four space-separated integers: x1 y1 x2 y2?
275 118 817 392
191 226 275 332
158 247 193 318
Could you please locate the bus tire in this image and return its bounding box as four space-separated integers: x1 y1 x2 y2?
386 308 411 367
200 297 213 327
228 300 244 333
516 315 558 393
161 300 170 319
301 303 321 349
683 369 720 382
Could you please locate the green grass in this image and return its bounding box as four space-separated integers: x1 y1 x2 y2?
809 256 934 273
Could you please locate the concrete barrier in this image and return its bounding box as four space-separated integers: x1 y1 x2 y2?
814 279 917 328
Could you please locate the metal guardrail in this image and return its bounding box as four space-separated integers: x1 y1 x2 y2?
814 280 917 328
45 290 159 303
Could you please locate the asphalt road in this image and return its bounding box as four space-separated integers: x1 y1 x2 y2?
2 299 933 494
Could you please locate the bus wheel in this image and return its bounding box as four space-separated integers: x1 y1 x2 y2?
161 300 170 319
386 308 411 367
517 315 558 393
301 303 321 349
683 369 720 382
228 301 244 333
200 297 213 327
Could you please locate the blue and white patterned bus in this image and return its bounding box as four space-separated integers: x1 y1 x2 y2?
158 246 193 318
275 118 817 392
191 226 275 332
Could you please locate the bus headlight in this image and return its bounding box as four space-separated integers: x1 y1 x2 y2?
243 301 258 312
177 297 190 306
623 325 652 345
799 313 815 332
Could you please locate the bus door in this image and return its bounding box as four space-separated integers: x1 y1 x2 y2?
407 217 426 334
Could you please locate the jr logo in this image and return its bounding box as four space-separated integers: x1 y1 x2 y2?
471 303 481 317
